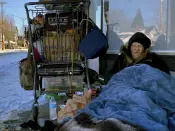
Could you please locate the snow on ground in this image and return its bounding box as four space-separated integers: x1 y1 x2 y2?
0 49 28 54
0 50 34 121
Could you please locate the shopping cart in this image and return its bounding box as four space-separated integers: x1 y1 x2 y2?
24 0 90 122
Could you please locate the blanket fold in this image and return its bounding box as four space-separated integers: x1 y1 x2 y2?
78 64 175 131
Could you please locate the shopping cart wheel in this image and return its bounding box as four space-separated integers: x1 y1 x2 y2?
32 102 39 123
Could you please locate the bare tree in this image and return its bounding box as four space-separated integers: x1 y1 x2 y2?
130 8 144 31
0 15 16 48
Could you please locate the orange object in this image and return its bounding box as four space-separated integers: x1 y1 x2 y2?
2 41 5 50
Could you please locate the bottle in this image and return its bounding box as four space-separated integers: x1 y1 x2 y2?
49 96 57 120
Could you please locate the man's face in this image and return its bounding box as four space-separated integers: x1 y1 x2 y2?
130 42 145 60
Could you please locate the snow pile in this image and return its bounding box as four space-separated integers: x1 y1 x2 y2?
0 51 33 121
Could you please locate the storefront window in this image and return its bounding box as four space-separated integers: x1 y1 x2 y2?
107 0 175 54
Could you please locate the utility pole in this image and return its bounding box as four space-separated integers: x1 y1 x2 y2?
0 0 6 50
160 0 163 33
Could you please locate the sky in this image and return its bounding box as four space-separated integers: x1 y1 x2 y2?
2 0 166 35
110 0 166 26
3 0 38 35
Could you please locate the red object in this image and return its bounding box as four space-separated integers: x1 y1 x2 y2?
33 47 39 62
91 88 97 97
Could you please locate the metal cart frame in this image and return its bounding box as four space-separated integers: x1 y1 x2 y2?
24 0 91 123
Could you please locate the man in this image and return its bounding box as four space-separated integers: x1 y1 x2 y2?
104 32 170 84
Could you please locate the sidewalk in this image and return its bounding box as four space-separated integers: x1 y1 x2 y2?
0 110 32 131
0 103 49 131
0 95 59 131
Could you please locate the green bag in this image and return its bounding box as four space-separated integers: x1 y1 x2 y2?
19 44 38 90
19 57 34 90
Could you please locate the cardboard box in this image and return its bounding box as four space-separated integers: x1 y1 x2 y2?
42 32 81 63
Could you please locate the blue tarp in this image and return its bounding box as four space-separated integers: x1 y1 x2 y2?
79 64 175 131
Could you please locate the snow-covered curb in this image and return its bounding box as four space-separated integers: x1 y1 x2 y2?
0 49 28 54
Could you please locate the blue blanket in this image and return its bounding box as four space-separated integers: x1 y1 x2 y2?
79 64 175 131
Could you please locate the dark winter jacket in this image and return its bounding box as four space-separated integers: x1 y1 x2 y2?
104 45 170 84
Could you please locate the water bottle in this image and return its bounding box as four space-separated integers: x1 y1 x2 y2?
49 96 57 120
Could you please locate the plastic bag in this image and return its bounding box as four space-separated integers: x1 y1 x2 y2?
19 58 34 90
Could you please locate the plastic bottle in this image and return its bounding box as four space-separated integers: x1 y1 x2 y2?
49 96 57 120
